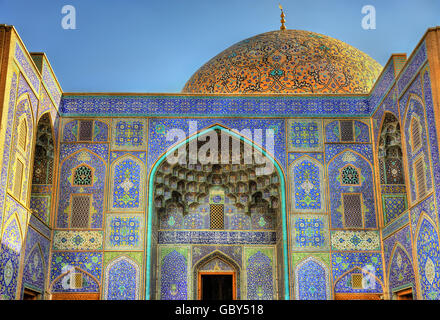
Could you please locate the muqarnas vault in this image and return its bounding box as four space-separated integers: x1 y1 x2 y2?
1 23 440 300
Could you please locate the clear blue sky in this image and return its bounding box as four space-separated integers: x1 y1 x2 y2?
0 0 439 93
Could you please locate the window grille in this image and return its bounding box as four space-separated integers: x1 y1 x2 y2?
341 166 359 185
79 120 93 141
71 195 91 228
13 159 24 199
415 158 427 200
411 117 422 153
340 120 354 142
351 274 363 289
18 119 27 151
73 166 93 186
343 194 363 228
210 204 224 229
70 272 83 289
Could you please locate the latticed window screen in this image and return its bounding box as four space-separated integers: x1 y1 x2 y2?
79 120 93 141
71 195 91 228
70 272 83 289
73 166 93 186
340 120 354 142
411 118 422 152
13 159 24 199
415 158 427 200
210 204 224 229
18 119 27 151
351 274 364 289
343 194 363 228
341 166 359 185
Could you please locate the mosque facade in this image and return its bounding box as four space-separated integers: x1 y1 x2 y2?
1 22 440 300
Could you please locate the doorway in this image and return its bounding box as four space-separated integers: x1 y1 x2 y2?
199 272 236 300
395 288 413 300
23 288 41 300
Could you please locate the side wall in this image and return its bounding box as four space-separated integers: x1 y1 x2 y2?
0 26 61 300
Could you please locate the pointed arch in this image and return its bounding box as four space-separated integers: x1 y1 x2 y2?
246 249 274 300
109 153 145 212
294 256 330 300
327 148 374 168
16 92 35 125
1 215 23 253
289 155 326 213
403 93 425 125
36 111 57 147
339 164 361 186
387 241 414 280
159 249 189 300
24 242 45 270
59 148 106 168
49 266 100 293
414 212 440 299
377 111 401 148
56 148 107 229
333 266 384 293
193 249 241 274
7 95 34 202
327 148 376 229
71 163 94 187
193 250 240 300
103 255 140 300
387 241 416 294
146 123 289 300
22 242 46 292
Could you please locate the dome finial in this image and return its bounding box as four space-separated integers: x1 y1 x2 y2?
279 4 286 30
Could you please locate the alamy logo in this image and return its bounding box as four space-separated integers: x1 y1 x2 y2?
361 5 376 30
61 5 76 30
164 121 276 176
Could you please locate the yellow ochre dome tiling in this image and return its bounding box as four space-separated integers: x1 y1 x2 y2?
182 30 383 94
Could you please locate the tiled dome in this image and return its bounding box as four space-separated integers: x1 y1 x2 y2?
182 30 382 94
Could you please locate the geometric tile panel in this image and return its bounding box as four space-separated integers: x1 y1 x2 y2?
15 43 40 92
105 214 145 251
111 118 147 150
331 231 381 251
291 214 329 251
53 231 103 251
287 119 323 152
93 120 109 142
383 195 407 225
354 120 370 143
30 195 51 225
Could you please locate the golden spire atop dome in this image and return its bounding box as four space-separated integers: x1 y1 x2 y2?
279 4 286 30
